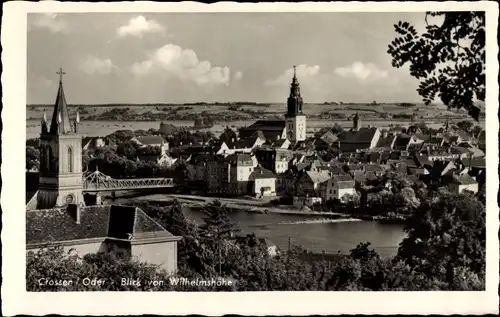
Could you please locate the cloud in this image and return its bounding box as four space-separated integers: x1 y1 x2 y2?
117 16 165 38
265 64 321 86
234 71 243 81
131 44 231 87
334 62 388 80
29 13 67 33
80 56 118 75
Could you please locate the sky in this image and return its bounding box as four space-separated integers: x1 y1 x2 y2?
27 12 429 104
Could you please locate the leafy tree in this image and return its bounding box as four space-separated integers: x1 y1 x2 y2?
456 120 475 132
220 126 238 144
388 12 485 120
26 247 174 291
397 191 485 289
26 146 40 171
137 145 162 157
117 140 141 160
201 200 239 276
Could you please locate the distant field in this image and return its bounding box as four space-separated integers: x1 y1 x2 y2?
26 102 469 121
26 102 484 139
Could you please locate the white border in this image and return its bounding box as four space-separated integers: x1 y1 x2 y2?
2 1 499 315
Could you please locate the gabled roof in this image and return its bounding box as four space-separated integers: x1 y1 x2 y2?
364 164 385 173
375 135 396 148
337 127 378 144
319 130 339 145
414 154 433 167
224 153 253 164
394 134 411 148
247 120 286 131
305 171 331 184
249 166 276 180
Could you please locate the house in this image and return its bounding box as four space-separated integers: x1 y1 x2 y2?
265 138 291 150
426 136 445 147
393 134 424 151
218 153 255 195
448 174 479 194
248 166 277 198
295 170 331 197
276 169 297 196
26 204 181 274
253 148 291 174
137 152 177 168
186 153 215 182
238 120 287 141
131 135 169 155
323 174 356 202
374 133 396 150
82 136 116 150
336 127 381 152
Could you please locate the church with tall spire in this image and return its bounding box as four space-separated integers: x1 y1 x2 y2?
238 66 308 142
37 68 84 209
285 66 307 142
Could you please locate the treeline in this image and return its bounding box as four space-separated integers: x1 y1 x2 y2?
27 189 485 291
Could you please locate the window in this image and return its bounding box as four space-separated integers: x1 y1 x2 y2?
68 147 73 172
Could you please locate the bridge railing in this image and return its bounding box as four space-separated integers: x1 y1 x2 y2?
82 170 175 191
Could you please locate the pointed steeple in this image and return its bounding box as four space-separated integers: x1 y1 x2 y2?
50 68 73 134
41 109 48 134
287 65 303 116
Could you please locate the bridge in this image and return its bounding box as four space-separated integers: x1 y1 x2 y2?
82 169 175 192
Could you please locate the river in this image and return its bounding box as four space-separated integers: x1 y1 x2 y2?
182 207 406 258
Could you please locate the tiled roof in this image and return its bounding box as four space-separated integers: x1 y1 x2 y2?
134 135 165 145
427 136 444 146
394 135 411 148
331 174 354 183
414 154 433 167
460 157 486 169
306 171 331 184
451 174 478 185
364 164 385 173
246 120 286 131
27 205 111 245
337 127 378 144
249 166 276 180
353 171 367 184
451 145 471 155
319 131 338 145
26 205 173 246
224 153 253 164
375 136 395 148
413 133 429 141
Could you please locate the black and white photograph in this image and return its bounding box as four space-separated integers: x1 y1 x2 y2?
2 1 499 315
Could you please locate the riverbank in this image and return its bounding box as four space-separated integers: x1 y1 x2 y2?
125 193 410 224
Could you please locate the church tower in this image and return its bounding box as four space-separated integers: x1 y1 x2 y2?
37 68 84 209
285 66 307 142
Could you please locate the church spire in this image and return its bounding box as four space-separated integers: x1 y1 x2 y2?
286 65 303 116
50 68 73 134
